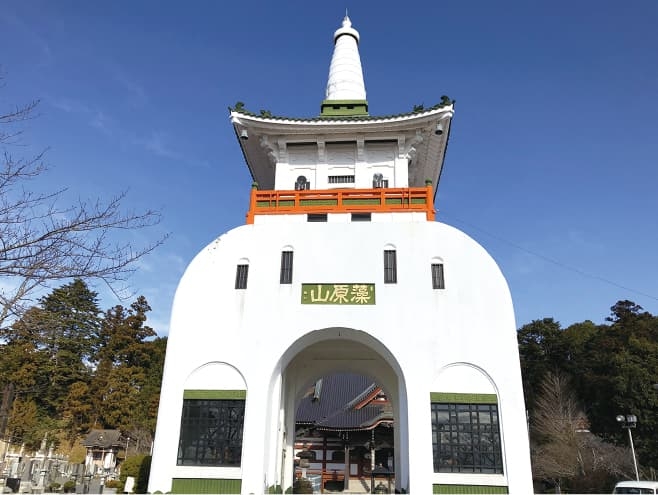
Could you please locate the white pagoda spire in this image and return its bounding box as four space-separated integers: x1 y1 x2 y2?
325 15 366 100
322 16 368 116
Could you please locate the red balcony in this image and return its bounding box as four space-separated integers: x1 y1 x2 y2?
246 185 435 223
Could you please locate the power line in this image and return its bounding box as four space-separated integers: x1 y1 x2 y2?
441 213 658 303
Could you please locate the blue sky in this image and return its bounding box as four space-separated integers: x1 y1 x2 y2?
1 1 657 335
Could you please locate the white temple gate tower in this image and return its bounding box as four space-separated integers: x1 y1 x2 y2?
148 16 533 494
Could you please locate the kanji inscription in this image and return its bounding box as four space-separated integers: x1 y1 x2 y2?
301 283 376 305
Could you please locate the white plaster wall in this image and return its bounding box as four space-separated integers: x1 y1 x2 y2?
273 140 405 191
148 218 533 494
275 144 317 190
185 362 246 390
364 141 397 188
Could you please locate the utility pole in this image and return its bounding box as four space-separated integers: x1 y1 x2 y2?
616 414 640 481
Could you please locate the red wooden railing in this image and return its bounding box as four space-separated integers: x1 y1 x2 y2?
246 184 435 223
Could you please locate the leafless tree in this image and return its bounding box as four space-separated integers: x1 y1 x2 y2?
1 90 167 327
531 372 635 492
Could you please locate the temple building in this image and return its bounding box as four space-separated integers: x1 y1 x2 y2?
293 372 394 491
148 16 532 494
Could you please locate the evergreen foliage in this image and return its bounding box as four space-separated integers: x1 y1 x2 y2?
519 300 658 491
0 279 165 454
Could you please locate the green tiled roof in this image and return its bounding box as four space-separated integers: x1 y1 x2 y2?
229 96 454 122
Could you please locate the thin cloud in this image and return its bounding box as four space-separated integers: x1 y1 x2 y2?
135 131 182 160
49 97 89 114
47 96 114 137
139 252 186 275
0 10 54 68
566 229 604 252
106 62 148 107
89 110 112 136
48 100 188 163
50 98 79 113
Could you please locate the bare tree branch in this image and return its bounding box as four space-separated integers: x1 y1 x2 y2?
0 86 168 327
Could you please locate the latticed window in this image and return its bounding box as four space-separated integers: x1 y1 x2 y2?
384 249 397 284
431 263 445 289
431 402 503 474
280 251 293 284
328 175 355 184
177 399 245 466
235 264 249 289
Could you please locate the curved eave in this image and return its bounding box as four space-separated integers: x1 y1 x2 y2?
230 104 454 194
230 103 453 129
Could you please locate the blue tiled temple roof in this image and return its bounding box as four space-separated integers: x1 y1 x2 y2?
296 373 392 431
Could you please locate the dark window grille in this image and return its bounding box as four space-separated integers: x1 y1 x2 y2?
351 213 371 222
328 175 355 184
384 250 397 284
235 264 249 289
430 402 503 474
280 251 293 284
177 399 245 466
432 263 445 289
307 213 328 222
295 175 310 190
332 450 345 462
372 174 389 188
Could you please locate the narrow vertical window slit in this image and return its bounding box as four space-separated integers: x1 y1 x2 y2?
235 264 249 289
384 249 397 284
432 263 445 289
280 251 293 284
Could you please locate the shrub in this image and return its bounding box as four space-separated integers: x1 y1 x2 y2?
292 478 313 494
120 455 152 494
105 479 121 489
62 480 77 493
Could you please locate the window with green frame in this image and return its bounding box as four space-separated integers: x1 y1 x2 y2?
430 395 503 474
177 391 246 466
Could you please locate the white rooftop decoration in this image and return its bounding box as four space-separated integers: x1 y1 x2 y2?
325 16 367 101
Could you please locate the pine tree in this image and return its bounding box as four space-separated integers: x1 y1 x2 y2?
91 296 157 440
0 280 101 448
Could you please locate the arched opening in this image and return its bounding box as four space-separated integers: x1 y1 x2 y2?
268 327 408 493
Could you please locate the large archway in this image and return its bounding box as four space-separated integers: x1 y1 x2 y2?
268 327 409 493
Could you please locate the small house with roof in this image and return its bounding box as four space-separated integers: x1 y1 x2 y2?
82 429 122 475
